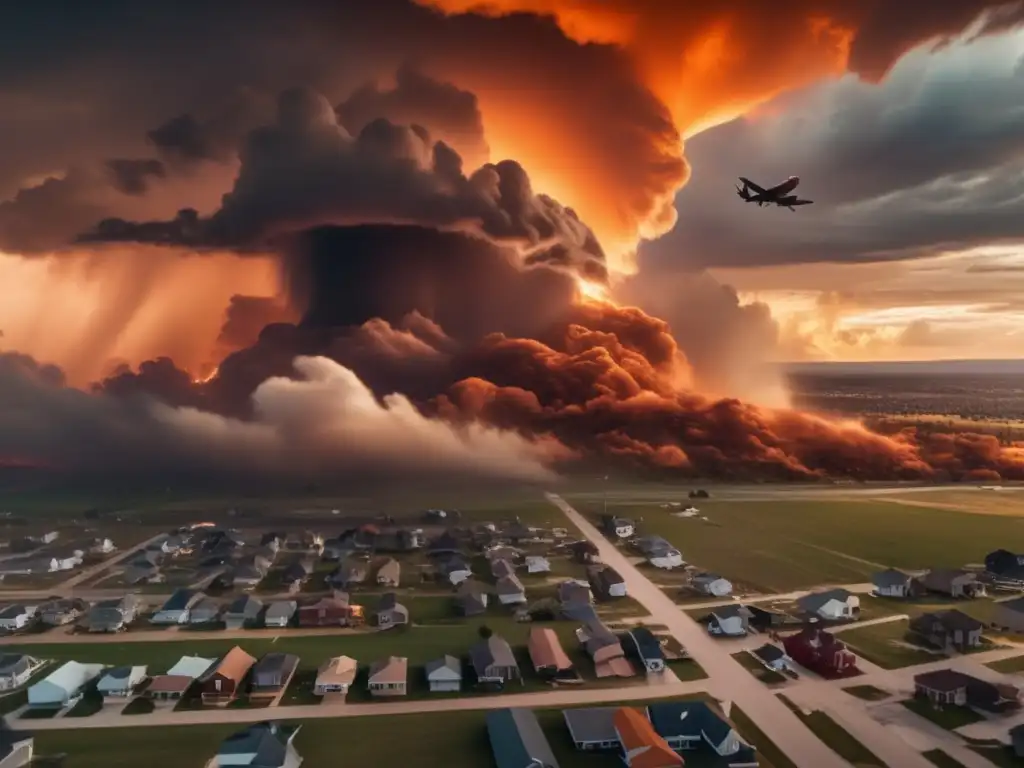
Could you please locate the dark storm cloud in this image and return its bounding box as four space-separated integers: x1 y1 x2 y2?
105 159 166 196
640 30 1024 272
80 88 607 278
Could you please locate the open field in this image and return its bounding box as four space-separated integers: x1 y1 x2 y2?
922 749 969 768
987 654 1024 674
837 620 942 669
842 685 891 701
568 494 1024 592
777 694 886 767
732 651 786 685
28 694 777 768
901 698 984 730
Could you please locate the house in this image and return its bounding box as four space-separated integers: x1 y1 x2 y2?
250 653 299 699
470 634 522 686
782 627 859 678
339 561 368 587
281 559 313 589
557 580 593 605
96 665 148 698
39 598 87 627
438 555 473 585
796 588 860 620
563 707 621 750
577 620 635 678
497 572 527 605
145 655 216 701
84 594 141 632
560 600 599 624
492 557 517 580
986 549 1024 585
425 655 462 692
634 536 684 570
367 656 408 697
200 646 257 705
691 573 733 597
994 596 1024 633
569 540 600 564
375 592 409 629
376 558 401 587
298 597 350 628
919 569 985 599
224 595 263 630
528 627 575 680
0 606 34 632
525 556 550 574
588 565 627 600
647 700 758 766
314 656 357 697
427 531 461 558
910 610 984 652
914 669 1020 712
601 515 635 539
232 563 267 590
707 605 752 637
188 597 223 625
151 588 202 624
614 706 683 768
751 644 792 671
90 537 115 554
123 562 162 585
872 568 917 598
28 661 104 709
320 538 351 562
212 722 302 768
0 722 33 768
0 655 39 690
486 708 560 768
456 579 489 616
622 627 665 674
264 600 297 628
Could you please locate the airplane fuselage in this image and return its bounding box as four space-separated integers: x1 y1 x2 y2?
736 175 812 210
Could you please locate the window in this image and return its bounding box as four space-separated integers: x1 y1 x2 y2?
214 679 222 692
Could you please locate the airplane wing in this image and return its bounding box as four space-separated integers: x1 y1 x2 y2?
738 177 767 195
790 199 814 206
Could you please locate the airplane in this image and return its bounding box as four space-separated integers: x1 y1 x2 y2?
736 176 814 211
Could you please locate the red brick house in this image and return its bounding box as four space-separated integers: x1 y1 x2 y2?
782 627 859 679
199 646 256 706
298 597 351 627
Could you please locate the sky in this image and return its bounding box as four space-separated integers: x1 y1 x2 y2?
0 2 1019 378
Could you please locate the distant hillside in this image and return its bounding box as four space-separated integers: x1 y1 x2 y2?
783 359 1024 377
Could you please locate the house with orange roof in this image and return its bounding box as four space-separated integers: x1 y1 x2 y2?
200 646 256 706
613 707 683 768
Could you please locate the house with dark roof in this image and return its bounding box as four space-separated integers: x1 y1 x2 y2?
39 598 88 627
83 594 142 633
914 669 1020 712
919 569 985 599
0 722 33 768
588 565 627 600
224 595 263 630
706 605 752 637
691 573 733 598
263 600 297 628
250 653 299 700
994 596 1024 633
634 535 684 570
986 549 1024 586
557 580 593 606
439 555 472 585
151 588 202 625
577 620 635 678
563 706 621 750
425 655 462 693
601 515 635 539
796 588 860 621
298 596 350 628
455 579 489 616
213 721 302 768
909 610 984 652
281 559 313 589
1011 723 1024 758
427 531 461 558
622 627 665 674
470 635 522 687
782 627 859 678
375 592 409 630
188 596 223 625
647 700 758 767
486 708 560 768
872 568 918 598
496 572 527 605
751 643 792 671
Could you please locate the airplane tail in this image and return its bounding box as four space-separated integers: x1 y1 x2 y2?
735 183 752 201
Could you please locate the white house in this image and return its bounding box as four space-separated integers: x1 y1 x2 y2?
53 552 83 571
90 538 115 554
691 573 733 597
0 655 40 689
750 644 792 672
707 605 751 637
150 589 202 624
97 666 148 698
0 722 34 767
525 556 550 574
40 532 59 544
0 606 35 632
604 516 635 539
635 536 685 570
424 655 462 693
28 661 105 709
797 588 860 620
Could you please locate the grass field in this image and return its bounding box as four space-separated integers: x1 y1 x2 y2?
842 685 891 701
30 694 773 768
570 495 1024 592
838 620 942 669
922 748 969 768
777 694 886 767
731 651 786 684
901 698 984 730
986 655 1024 674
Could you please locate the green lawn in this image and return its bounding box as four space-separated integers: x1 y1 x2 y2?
987 654 1024 674
572 497 1024 591
968 745 1021 768
777 695 887 767
839 620 943 669
842 685 891 701
902 698 985 730
729 705 797 768
731 651 786 684
923 748 969 768
33 695 744 768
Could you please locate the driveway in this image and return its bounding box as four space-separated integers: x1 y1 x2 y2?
546 493 851 768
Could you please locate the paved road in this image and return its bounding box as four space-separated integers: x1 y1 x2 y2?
57 532 168 590
13 676 714 731
682 583 877 611
546 493 851 768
